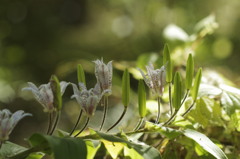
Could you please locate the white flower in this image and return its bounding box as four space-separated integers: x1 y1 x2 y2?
138 63 166 96
71 83 104 117
22 81 69 112
0 109 31 141
93 59 112 96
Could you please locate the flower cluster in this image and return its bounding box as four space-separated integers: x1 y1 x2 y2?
0 109 31 142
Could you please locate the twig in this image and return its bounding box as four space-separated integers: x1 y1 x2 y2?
134 117 144 131
155 97 161 124
168 82 173 115
74 117 90 137
69 109 83 136
99 96 108 131
46 113 52 135
49 112 60 135
106 106 127 132
180 90 189 106
181 102 196 117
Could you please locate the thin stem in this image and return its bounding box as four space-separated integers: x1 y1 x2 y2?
181 89 190 106
69 109 83 136
168 82 173 115
99 96 108 131
181 101 196 117
74 117 90 137
162 110 178 126
155 97 161 124
49 111 60 135
46 113 52 135
106 106 127 133
134 117 144 131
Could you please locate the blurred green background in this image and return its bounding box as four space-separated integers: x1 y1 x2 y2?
0 0 240 147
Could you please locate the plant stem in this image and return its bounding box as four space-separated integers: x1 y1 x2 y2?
181 101 196 117
134 117 144 131
46 112 52 135
168 82 173 115
99 96 108 131
155 97 161 124
106 106 127 132
181 89 190 106
74 117 90 137
49 111 60 135
162 110 178 126
69 109 83 136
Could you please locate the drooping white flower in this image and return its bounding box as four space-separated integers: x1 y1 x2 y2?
93 59 112 96
22 81 69 112
71 83 104 117
0 109 31 141
138 63 166 96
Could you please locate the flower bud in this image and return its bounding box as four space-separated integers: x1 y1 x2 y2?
185 54 194 90
50 75 62 111
191 68 202 101
173 72 182 110
77 64 86 86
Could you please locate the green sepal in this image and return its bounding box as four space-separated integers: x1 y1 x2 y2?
77 64 86 85
122 69 130 107
185 54 194 90
173 72 182 110
163 44 172 83
138 80 146 118
50 75 62 111
191 68 202 101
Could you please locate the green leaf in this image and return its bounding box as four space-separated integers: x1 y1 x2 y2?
102 140 124 159
77 64 86 85
185 54 194 90
96 131 162 159
163 44 172 82
85 140 101 159
138 80 147 118
124 146 143 159
50 75 62 111
0 142 27 159
191 68 202 101
188 97 223 127
122 69 130 107
173 72 182 110
144 122 182 139
221 91 240 116
182 129 228 159
29 133 87 159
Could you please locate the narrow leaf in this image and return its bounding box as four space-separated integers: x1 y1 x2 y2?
138 80 146 118
191 68 202 101
77 64 86 85
183 129 227 159
185 54 194 90
50 75 62 111
163 44 172 82
173 72 182 110
122 69 130 107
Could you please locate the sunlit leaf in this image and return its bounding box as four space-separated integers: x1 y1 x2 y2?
145 122 182 139
191 68 202 101
198 84 222 97
96 131 162 159
85 140 101 159
102 140 124 159
163 24 189 42
185 54 194 90
182 129 227 159
124 146 143 159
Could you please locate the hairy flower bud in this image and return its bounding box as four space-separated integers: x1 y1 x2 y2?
138 63 166 96
93 59 112 96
